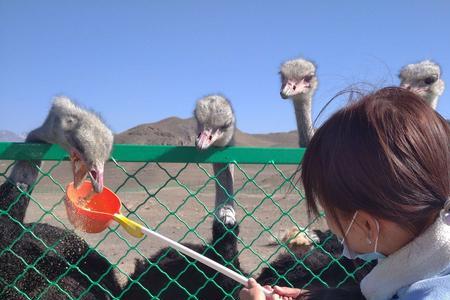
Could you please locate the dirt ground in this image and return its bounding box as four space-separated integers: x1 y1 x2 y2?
2 160 328 286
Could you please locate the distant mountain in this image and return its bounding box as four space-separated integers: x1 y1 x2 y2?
114 117 197 146
115 117 298 147
0 130 24 142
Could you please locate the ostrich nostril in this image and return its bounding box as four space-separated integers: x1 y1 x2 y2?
292 85 296 91
209 136 212 141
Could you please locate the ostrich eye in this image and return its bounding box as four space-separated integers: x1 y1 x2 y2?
304 75 313 82
424 76 437 85
220 120 232 131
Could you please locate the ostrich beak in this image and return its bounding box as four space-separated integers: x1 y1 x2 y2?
70 150 104 193
280 79 308 99
402 84 425 96
70 150 89 190
195 128 223 150
400 83 410 90
89 164 104 193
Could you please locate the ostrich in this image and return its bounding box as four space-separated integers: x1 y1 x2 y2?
122 95 243 299
268 62 373 298
399 60 445 109
0 97 121 299
276 58 320 250
280 58 318 148
194 94 236 226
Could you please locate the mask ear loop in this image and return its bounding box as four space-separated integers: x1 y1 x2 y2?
440 198 450 225
373 219 380 252
341 211 359 245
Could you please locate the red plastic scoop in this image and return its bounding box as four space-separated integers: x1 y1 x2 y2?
65 181 121 233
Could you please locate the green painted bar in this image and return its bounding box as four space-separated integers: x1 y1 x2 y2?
0 143 305 164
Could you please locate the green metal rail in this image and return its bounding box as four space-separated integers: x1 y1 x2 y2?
0 143 305 164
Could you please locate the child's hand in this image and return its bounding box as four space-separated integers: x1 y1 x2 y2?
271 286 305 299
239 278 280 300
239 278 306 300
239 278 268 300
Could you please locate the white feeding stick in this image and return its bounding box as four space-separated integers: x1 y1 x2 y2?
140 225 272 296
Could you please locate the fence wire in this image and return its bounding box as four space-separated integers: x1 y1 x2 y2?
0 143 366 299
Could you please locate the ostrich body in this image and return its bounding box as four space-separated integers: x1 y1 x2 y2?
123 220 243 299
194 95 236 226
304 286 365 300
280 58 318 148
0 97 120 299
399 60 445 109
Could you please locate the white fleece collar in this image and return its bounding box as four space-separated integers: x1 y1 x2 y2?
361 217 450 300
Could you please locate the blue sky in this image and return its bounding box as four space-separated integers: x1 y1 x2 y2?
1 1 449 135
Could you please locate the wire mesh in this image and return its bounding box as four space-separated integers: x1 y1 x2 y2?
0 143 365 299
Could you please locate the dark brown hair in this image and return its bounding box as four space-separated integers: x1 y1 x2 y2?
301 87 450 235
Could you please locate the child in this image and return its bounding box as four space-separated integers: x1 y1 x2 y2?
240 87 450 300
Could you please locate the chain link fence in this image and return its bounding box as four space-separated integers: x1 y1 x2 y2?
0 143 366 299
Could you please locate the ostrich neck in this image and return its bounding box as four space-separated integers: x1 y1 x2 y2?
211 220 240 266
213 163 234 213
292 94 314 148
429 95 439 110
2 128 46 223
9 129 46 186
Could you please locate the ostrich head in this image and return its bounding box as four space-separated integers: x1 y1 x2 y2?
194 95 235 150
399 60 445 108
30 97 113 192
280 58 318 100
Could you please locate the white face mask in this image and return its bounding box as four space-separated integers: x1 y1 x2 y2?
340 211 386 261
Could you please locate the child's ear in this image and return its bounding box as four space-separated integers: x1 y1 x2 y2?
358 210 379 242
